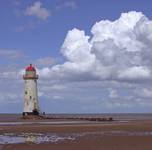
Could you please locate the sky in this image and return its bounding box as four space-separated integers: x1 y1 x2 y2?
1 0 152 113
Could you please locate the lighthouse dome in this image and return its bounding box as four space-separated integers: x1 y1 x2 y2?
23 64 38 80
26 64 36 71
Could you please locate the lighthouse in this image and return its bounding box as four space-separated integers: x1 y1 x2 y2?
23 64 40 116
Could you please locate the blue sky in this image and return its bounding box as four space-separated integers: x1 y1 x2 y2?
1 0 152 60
1 0 152 113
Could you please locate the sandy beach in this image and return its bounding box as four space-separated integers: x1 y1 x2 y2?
0 114 152 150
3 136 152 150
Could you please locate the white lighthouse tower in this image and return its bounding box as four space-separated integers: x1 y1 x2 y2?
23 64 40 116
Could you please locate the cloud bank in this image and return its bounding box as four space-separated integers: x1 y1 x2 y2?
2 11 152 113
38 11 152 82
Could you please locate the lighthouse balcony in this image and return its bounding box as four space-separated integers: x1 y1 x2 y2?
23 75 38 79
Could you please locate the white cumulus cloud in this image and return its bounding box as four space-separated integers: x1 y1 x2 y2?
48 11 152 82
25 1 50 20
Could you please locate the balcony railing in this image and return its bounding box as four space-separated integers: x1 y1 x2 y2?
23 75 38 79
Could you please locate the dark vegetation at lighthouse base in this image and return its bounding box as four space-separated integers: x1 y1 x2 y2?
22 109 42 119
22 109 39 116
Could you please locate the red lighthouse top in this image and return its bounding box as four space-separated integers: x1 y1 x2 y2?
26 64 36 71
23 64 38 80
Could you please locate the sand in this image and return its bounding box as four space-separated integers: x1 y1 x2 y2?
3 136 152 150
0 116 152 150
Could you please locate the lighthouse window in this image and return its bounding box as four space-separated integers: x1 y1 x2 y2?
25 91 27 94
30 96 32 99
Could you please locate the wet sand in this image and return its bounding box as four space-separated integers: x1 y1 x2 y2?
0 115 152 150
3 136 152 150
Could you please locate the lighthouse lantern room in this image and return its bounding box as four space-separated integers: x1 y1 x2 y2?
23 64 40 116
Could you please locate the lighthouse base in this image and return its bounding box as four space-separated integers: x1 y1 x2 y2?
22 112 45 120
22 109 39 116
22 114 44 120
